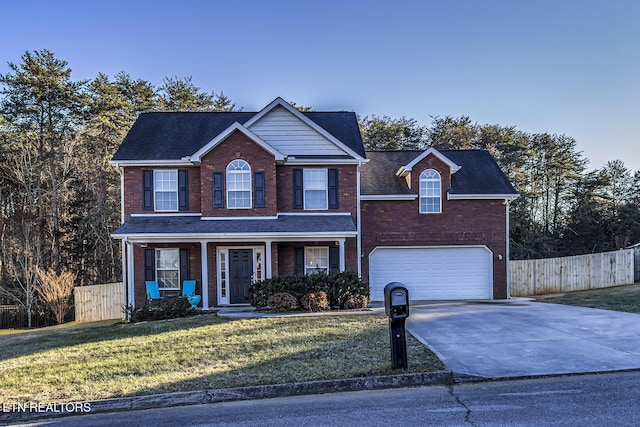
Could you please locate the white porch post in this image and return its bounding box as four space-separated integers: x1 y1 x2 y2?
201 241 209 309
265 240 273 279
122 240 128 320
339 239 345 272
505 200 511 299
126 241 135 308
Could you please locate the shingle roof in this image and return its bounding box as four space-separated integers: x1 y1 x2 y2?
112 215 357 237
361 150 518 196
111 111 365 161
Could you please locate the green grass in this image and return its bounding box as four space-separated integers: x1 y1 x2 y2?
0 314 444 403
535 284 640 313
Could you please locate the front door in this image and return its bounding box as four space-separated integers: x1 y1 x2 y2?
229 249 253 304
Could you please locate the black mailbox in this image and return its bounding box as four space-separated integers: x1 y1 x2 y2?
384 282 409 320
383 282 409 369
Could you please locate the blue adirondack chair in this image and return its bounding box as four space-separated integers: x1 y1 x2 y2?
182 280 201 309
145 281 162 304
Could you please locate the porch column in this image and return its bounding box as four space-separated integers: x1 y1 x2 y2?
201 241 209 309
339 239 345 272
265 240 273 279
126 241 135 308
122 240 128 320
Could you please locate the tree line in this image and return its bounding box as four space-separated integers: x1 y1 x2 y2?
360 115 640 258
1 49 639 308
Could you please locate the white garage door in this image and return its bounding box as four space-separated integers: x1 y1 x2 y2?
369 246 493 301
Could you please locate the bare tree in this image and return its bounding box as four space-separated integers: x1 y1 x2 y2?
36 268 75 325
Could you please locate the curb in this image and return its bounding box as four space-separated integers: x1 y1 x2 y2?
0 371 454 424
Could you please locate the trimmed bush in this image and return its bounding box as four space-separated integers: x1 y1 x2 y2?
344 294 369 309
266 292 298 312
300 291 330 312
125 296 195 322
249 270 369 311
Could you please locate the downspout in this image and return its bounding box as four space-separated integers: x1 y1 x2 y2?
116 164 129 321
356 162 363 277
505 199 511 299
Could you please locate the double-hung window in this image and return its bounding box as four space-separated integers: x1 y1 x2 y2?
154 170 178 211
156 249 180 289
303 169 328 210
305 247 329 274
419 169 442 213
226 160 251 209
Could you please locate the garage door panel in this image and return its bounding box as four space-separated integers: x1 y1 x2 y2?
369 246 492 301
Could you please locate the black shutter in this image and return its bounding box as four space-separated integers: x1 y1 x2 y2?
178 170 189 211
293 169 303 209
328 168 339 209
144 248 156 281
329 246 340 273
142 170 154 211
294 247 304 275
179 249 190 282
213 172 224 208
254 172 265 208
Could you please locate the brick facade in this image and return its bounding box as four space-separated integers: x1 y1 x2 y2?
123 166 201 218
200 131 278 217
360 153 509 299
116 105 514 307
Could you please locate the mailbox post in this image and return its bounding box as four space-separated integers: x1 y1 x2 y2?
384 282 409 369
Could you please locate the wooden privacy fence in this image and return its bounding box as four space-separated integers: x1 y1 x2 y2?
74 282 123 322
510 249 636 296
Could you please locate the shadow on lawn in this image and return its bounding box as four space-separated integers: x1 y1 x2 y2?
0 312 227 362
116 317 443 400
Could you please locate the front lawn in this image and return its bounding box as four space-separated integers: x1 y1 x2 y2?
0 314 444 403
535 284 640 313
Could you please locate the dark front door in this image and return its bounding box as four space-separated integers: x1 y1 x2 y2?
229 249 253 304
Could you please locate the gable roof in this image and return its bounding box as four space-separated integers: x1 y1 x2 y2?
189 122 285 162
111 103 366 162
396 147 461 177
361 149 518 198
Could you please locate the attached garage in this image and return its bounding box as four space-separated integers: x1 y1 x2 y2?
369 246 493 301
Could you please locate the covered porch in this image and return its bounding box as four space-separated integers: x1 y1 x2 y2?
112 214 359 309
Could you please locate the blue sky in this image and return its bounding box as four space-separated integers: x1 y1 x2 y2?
2 0 639 171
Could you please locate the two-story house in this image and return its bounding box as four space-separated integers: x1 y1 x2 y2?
111 98 518 309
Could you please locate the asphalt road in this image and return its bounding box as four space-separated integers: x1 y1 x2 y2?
13 371 640 427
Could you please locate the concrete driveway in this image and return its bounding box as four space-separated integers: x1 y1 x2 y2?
406 299 640 379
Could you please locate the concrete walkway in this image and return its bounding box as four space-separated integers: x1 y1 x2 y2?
406 299 640 379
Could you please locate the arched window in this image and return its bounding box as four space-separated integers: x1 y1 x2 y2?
226 160 251 209
419 169 441 213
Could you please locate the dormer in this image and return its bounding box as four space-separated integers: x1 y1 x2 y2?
395 147 461 189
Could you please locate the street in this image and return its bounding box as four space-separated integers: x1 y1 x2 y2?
12 371 640 426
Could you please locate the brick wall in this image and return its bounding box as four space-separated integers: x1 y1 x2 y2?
361 198 508 298
124 166 200 218
276 164 358 217
133 243 202 307
361 153 509 299
200 131 278 217
277 239 358 275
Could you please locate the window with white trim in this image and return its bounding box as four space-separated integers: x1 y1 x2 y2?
226 160 251 209
154 170 178 211
156 249 179 289
419 169 442 213
305 247 329 274
304 169 328 210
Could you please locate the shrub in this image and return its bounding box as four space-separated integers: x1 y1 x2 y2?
300 291 330 312
266 292 298 312
344 294 369 309
36 268 76 325
125 296 194 322
248 270 369 311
